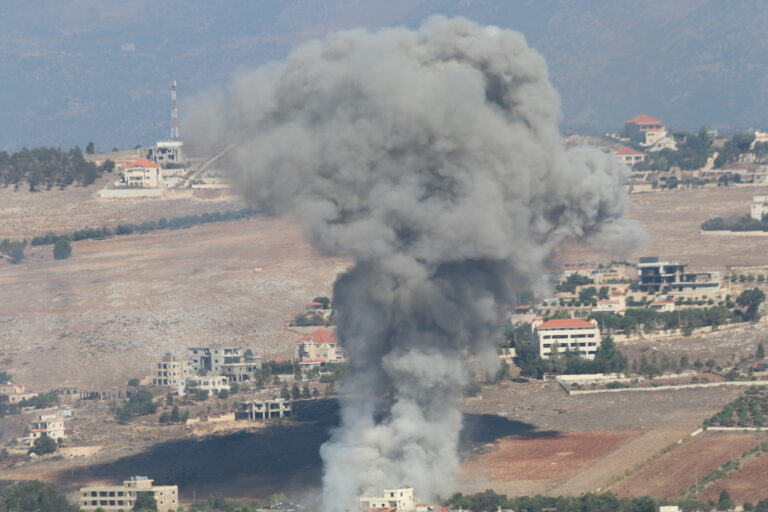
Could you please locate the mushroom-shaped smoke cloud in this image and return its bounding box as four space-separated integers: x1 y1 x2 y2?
186 15 644 512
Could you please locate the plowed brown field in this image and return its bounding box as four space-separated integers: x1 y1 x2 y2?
697 450 768 503
461 430 638 482
612 433 757 498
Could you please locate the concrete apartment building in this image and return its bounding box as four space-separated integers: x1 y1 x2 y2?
178 375 229 397
360 487 416 511
80 476 179 512
533 318 600 360
123 158 162 188
152 353 194 388
295 329 345 364
236 399 292 421
187 344 262 383
637 256 720 294
23 413 66 446
0 383 36 404
143 140 185 168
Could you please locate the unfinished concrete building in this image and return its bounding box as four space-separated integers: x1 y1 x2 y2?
236 399 292 421
152 353 194 388
637 256 720 295
79 476 179 512
143 140 185 168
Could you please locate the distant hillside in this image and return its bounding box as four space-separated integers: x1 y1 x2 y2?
2 0 767 150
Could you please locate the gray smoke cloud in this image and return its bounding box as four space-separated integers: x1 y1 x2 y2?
186 15 643 512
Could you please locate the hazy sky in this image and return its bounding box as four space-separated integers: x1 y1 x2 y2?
2 0 767 150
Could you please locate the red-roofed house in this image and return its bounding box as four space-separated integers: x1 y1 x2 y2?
295 329 345 363
615 146 645 166
123 158 162 188
624 115 667 145
532 318 600 360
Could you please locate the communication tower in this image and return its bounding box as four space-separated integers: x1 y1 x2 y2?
170 80 179 141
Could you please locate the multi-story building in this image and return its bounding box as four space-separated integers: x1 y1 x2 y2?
152 353 194 388
0 383 36 404
219 361 263 383
235 399 292 421
178 375 229 397
23 413 66 446
79 476 179 512
187 345 242 374
637 256 720 294
122 158 162 188
359 487 416 511
624 114 666 145
295 329 345 363
532 318 600 360
144 140 185 168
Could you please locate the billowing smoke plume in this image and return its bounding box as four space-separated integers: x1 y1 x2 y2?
186 16 643 512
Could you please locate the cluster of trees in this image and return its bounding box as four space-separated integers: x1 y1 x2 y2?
713 132 768 168
31 208 259 248
704 386 768 427
0 146 109 190
556 273 594 293
18 392 58 409
635 128 712 172
29 435 59 455
515 335 628 379
589 306 737 335
701 215 768 232
114 389 158 422
279 383 322 400
0 481 78 512
0 238 27 263
158 405 190 424
446 490 657 512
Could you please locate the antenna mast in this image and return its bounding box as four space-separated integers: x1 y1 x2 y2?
170 80 179 141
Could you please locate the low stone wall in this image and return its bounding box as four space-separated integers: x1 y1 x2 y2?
563 380 767 395
98 188 164 199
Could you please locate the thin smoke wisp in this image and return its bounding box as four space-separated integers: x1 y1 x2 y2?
186 15 644 512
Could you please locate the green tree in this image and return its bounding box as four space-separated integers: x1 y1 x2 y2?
291 384 301 400
128 378 140 387
86 142 95 154
706 359 717 372
312 296 331 309
755 498 768 512
667 176 679 189
53 238 72 260
717 489 734 511
29 435 58 455
170 405 180 423
218 389 229 399
133 491 158 511
757 342 766 360
737 288 766 322
102 159 115 172
0 480 77 512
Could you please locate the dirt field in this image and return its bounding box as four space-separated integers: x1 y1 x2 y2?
460 430 637 484
697 450 768 503
0 215 348 390
612 433 758 498
564 185 768 271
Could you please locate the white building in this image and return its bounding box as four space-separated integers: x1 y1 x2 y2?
751 195 768 221
144 140 185 168
615 146 645 166
360 487 415 511
532 318 600 360
122 158 162 188
649 300 675 312
178 375 229 396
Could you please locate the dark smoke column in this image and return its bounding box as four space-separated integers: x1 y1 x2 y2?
186 16 643 512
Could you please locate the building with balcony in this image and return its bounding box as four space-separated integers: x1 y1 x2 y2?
637 256 720 294
79 476 179 512
295 329 345 363
151 353 194 388
359 487 416 512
